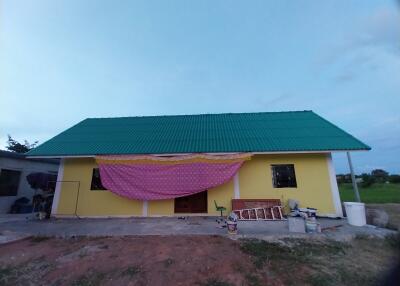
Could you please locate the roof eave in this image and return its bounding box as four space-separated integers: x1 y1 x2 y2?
26 148 371 159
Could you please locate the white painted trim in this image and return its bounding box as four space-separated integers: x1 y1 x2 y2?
51 158 65 216
234 172 240 199
142 201 148 217
26 155 96 159
26 149 369 159
326 153 343 217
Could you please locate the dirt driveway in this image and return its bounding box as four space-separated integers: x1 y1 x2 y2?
0 235 399 286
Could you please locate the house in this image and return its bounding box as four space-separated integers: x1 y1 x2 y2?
26 111 370 218
0 150 59 213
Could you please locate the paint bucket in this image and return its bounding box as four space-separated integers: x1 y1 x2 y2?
305 217 319 233
227 221 237 234
344 202 366 226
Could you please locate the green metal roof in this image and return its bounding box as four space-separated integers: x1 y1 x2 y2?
27 111 370 157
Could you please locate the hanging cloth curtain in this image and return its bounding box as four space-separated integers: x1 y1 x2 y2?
96 153 252 200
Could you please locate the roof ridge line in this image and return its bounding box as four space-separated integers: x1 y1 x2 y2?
86 110 313 120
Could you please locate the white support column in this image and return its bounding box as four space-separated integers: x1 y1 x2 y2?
142 201 148 217
51 158 64 216
347 152 361 202
234 172 240 199
327 153 343 217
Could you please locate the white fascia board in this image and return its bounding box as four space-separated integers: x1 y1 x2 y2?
26 149 368 159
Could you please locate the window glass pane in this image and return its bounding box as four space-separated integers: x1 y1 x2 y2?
90 168 107 190
0 169 21 196
271 164 297 188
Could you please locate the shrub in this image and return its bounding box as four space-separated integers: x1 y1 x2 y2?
388 175 400 184
361 175 375 188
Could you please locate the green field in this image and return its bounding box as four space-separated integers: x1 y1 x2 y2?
339 183 400 203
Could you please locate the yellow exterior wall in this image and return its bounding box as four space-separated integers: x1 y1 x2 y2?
55 153 335 217
239 153 335 214
148 200 174 216
207 179 235 215
57 158 142 216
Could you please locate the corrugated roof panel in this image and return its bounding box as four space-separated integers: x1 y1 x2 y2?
27 111 370 156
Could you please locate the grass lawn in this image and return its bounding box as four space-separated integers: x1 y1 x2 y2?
339 183 400 203
0 235 399 286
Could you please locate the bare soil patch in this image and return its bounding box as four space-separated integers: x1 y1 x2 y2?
0 235 398 286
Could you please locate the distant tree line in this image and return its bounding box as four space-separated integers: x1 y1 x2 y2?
337 169 400 187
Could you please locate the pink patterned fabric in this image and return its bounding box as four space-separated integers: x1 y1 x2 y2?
98 160 245 200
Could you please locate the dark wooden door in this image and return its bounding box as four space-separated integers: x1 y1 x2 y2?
174 191 208 213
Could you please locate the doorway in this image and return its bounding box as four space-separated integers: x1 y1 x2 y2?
174 191 208 213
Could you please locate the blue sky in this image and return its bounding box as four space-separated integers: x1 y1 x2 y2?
1 0 399 174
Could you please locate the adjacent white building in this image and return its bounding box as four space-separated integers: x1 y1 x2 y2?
0 150 59 213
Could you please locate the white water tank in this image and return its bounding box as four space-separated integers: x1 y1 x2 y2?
344 202 366 226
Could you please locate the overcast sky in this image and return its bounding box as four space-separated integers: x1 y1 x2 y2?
1 0 399 174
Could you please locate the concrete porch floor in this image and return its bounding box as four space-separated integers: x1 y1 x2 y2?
0 215 396 243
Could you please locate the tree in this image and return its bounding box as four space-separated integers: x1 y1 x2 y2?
371 169 389 182
389 174 400 184
361 173 375 188
6 135 38 153
371 169 389 180
336 174 344 184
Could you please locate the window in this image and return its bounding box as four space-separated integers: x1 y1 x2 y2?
90 168 107 190
271 164 297 188
0 169 22 196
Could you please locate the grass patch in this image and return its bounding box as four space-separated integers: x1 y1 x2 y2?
0 267 13 284
340 267 378 285
354 233 370 240
309 272 335 286
240 237 400 286
121 266 141 278
339 183 400 203
0 266 12 276
283 238 348 256
30 236 51 243
197 278 233 286
240 238 347 268
72 272 106 286
240 239 290 268
0 258 52 285
385 233 400 249
245 273 262 286
310 266 380 286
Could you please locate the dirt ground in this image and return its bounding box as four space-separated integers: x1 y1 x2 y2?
0 235 398 286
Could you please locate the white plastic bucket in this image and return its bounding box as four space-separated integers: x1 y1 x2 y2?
305 219 318 233
344 202 366 226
